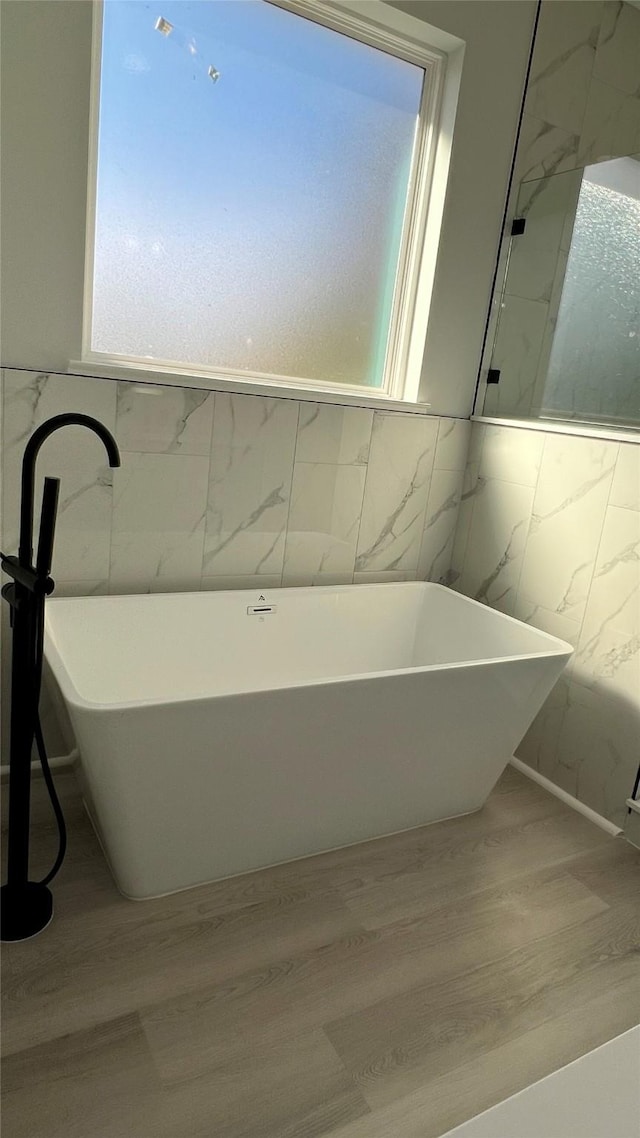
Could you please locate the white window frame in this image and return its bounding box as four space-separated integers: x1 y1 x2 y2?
74 0 464 413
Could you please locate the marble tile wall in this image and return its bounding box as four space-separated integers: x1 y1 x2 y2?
486 0 640 421
0 367 470 755
452 421 640 827
0 368 470 597
518 1 640 183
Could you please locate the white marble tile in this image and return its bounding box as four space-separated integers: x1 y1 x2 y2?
525 1 603 135
201 574 282 592
115 383 214 455
518 435 618 622
448 497 474 589
53 579 109 598
282 462 366 582
352 571 414 584
573 505 640 701
516 675 571 776
484 296 549 419
610 444 640 510
433 418 471 471
204 394 298 576
110 452 208 593
460 423 486 495
458 478 535 614
529 249 570 417
552 678 640 825
594 1 640 97
417 469 464 583
516 114 581 184
508 170 582 304
560 198 578 253
355 413 439 573
295 402 373 465
449 425 486 586
479 425 545 487
512 596 582 648
282 572 355 588
577 78 640 166
1 369 117 580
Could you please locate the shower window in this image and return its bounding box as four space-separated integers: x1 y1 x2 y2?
481 156 640 430
542 159 640 426
83 0 447 400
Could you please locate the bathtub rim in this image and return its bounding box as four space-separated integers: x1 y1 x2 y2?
43 582 574 714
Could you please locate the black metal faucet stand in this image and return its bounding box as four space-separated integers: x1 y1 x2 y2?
1 414 120 941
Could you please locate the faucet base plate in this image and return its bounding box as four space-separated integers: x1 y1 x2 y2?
0 882 53 942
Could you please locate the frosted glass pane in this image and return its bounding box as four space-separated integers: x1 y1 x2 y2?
542 158 640 425
92 0 425 388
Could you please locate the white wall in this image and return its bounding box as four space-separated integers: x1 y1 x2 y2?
0 0 536 418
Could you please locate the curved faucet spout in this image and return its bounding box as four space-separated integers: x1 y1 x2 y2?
19 413 121 568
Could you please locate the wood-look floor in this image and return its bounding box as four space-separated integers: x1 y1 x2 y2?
1 766 639 1138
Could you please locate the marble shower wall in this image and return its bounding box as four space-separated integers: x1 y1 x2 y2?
485 0 640 420
0 369 470 596
452 421 640 827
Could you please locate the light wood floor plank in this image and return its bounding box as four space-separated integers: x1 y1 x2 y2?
1 886 362 1057
322 983 640 1138
1 1015 369 1138
324 902 640 1110
1 1013 162 1138
139 867 609 1084
339 808 611 929
1 766 638 1138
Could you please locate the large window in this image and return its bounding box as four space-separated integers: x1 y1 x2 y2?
84 0 446 401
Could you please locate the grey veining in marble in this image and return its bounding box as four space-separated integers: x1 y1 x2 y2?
519 435 617 622
417 470 464 583
516 115 581 184
593 1 640 97
458 476 535 614
204 394 298 578
1 369 467 600
455 421 639 826
1 370 117 580
524 1 603 135
486 1 640 431
110 452 209 593
295 403 373 466
577 79 640 166
283 461 366 585
115 383 214 454
574 504 640 701
449 425 486 586
355 413 439 573
610 445 640 510
433 418 471 472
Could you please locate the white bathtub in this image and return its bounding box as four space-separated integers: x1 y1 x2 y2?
44 582 572 899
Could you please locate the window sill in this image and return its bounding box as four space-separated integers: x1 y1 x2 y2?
68 359 433 415
472 414 640 446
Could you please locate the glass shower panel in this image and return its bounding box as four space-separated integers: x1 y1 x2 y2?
92 0 425 388
542 158 640 425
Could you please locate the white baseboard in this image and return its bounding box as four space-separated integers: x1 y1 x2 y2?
509 756 622 837
1 748 78 780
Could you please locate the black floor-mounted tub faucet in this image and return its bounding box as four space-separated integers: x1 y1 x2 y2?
1 414 120 942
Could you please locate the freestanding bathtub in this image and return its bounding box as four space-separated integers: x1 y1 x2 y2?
43 582 572 899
